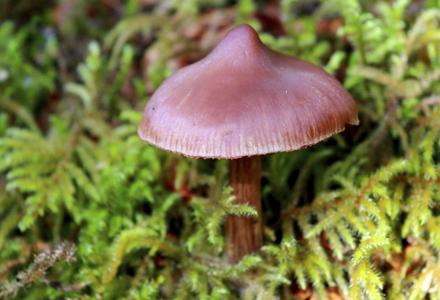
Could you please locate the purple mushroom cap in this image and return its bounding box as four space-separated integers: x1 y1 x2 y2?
138 24 359 159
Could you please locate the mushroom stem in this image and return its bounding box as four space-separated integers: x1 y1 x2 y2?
226 155 262 263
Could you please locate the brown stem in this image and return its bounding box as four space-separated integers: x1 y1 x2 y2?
226 155 262 263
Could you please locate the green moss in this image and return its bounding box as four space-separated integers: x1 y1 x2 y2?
1 0 440 299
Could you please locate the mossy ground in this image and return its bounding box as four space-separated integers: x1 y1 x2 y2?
1 0 440 299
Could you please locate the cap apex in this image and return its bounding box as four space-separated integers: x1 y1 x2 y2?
211 24 262 59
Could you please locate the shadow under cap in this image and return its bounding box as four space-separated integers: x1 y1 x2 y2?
138 24 359 159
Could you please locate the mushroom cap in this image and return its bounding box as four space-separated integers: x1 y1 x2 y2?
138 24 359 159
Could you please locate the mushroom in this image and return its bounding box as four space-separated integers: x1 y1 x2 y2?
138 24 358 263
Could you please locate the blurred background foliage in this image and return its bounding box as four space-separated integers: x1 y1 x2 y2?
1 0 440 299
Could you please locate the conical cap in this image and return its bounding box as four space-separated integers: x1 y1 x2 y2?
138 24 359 159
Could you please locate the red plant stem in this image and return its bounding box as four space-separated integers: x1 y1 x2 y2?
226 155 262 263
